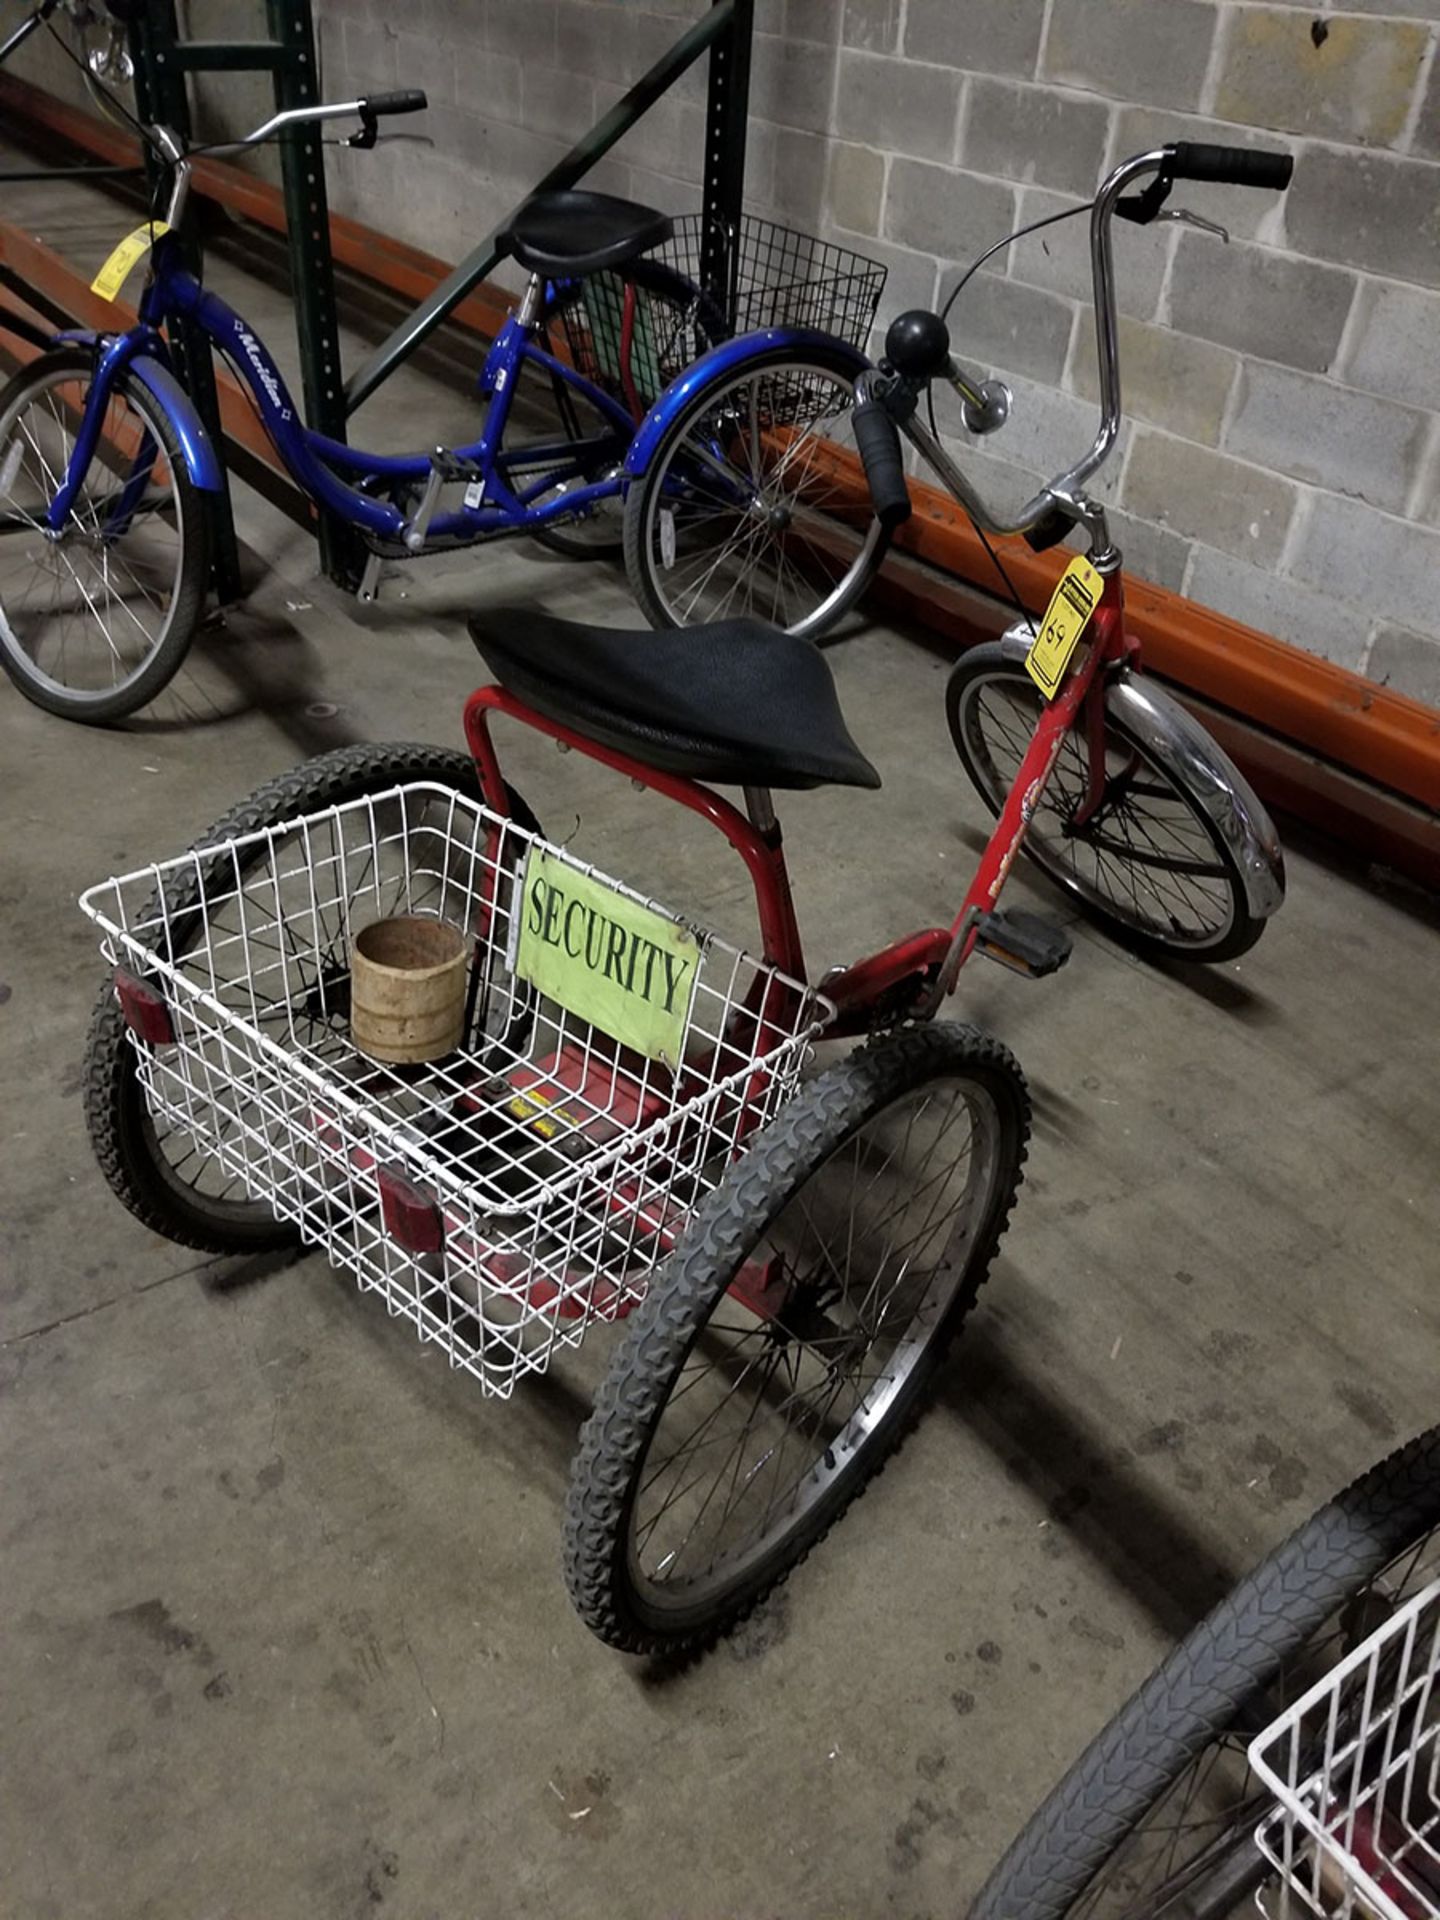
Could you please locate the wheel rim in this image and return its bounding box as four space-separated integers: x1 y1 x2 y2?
641 359 883 637
0 363 187 705
129 785 530 1224
624 1075 1006 1615
961 669 1239 950
1065 1523 1440 1918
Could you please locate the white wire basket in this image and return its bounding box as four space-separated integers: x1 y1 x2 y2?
1249 1576 1440 1920
80 782 833 1398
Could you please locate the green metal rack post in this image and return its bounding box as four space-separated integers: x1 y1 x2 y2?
123 0 754 593
127 0 242 601
343 0 754 422
128 0 358 592
699 0 753 320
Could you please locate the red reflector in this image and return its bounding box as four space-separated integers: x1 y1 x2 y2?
376 1167 444 1255
726 1254 787 1322
114 970 175 1046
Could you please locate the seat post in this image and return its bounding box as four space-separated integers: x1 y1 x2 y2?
743 786 779 838
464 686 808 981
515 273 545 329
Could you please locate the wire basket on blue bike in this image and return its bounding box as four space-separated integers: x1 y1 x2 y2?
557 215 886 412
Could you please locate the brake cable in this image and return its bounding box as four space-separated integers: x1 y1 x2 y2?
924 199 1096 631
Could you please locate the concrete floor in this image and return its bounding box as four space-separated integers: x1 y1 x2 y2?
2 155 1438 1920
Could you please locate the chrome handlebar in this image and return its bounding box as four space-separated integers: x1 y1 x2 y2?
189 100 373 157
897 147 1177 555
892 144 1290 557
152 95 426 230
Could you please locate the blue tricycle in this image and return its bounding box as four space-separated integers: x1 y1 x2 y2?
0 89 887 721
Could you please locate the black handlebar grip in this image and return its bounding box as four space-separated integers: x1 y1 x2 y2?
1169 141 1293 191
853 400 911 532
361 89 430 115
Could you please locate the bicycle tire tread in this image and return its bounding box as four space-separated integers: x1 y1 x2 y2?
970 1424 1440 1919
564 1024 1030 1656
945 643 1264 966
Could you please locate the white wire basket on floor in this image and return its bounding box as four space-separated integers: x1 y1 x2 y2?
1249 1576 1440 1919
80 782 832 1397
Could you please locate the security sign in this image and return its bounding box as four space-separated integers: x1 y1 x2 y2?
511 847 700 1065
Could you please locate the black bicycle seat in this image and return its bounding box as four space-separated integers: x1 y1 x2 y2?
498 191 673 277
467 610 880 793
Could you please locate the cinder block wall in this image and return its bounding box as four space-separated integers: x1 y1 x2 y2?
20 1 1440 701
319 0 1440 703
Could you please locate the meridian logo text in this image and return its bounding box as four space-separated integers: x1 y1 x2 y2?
234 320 291 421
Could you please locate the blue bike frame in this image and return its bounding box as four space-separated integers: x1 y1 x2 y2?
53 234 644 549
51 231 871 553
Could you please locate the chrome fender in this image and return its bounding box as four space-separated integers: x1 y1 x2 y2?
996 624 1285 922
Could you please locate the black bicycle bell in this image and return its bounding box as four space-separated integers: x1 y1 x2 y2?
884 309 952 380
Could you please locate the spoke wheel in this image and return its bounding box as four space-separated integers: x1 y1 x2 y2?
84 743 540 1253
624 344 888 640
564 1024 1030 1655
0 347 206 721
947 645 1260 963
971 1427 1440 1920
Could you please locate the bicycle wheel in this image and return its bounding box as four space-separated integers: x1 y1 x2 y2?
623 342 889 640
528 263 725 560
84 742 540 1254
564 1023 1030 1656
946 644 1261 964
970 1425 1440 1920
0 347 207 722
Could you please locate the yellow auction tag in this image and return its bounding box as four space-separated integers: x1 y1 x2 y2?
511 847 700 1065
1025 556 1105 700
90 221 169 302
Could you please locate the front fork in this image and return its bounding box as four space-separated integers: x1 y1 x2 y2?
943 592 1135 988
952 661 1091 969
44 330 161 538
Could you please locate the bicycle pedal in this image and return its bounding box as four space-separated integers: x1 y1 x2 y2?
974 909 1073 979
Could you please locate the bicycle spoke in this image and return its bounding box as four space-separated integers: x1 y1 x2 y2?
628 1079 995 1599
0 368 186 704
963 671 1237 948
643 359 876 634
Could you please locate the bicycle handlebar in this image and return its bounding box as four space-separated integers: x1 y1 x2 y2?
902 141 1292 548
853 400 912 531
147 91 428 229
152 90 429 167
1071 142 1290 503
1169 141 1294 191
360 89 429 116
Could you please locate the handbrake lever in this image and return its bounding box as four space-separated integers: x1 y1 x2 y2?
1115 173 1174 224
345 108 379 151
1158 207 1230 242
